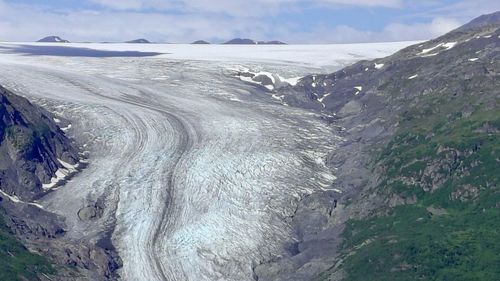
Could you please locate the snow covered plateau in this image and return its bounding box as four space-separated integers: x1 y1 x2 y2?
0 42 415 281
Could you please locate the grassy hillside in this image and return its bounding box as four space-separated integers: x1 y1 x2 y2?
0 211 55 281
335 101 499 280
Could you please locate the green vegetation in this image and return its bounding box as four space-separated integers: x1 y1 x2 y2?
5 126 36 152
335 107 500 280
0 211 55 281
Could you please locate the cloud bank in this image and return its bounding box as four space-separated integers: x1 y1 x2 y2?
0 0 498 43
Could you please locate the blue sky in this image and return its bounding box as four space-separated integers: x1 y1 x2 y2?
0 0 498 43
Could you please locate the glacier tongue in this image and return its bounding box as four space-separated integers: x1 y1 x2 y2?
0 43 401 280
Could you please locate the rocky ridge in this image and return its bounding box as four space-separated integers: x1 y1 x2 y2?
37 36 69 43
125 39 151 44
0 85 121 280
252 11 500 281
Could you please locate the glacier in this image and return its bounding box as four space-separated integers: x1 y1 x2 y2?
0 42 415 281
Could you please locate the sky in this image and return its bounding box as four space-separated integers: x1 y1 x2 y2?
0 0 498 43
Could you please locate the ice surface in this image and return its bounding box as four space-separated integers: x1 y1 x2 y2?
0 41 414 281
0 41 418 68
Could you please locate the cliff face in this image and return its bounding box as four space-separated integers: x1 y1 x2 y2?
0 86 121 281
0 86 78 201
254 11 500 281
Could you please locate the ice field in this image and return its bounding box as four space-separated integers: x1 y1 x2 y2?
0 41 414 281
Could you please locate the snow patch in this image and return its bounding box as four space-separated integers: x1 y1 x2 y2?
419 43 442 54
280 76 302 86
317 93 331 108
318 93 331 103
61 124 72 132
0 190 44 208
408 74 418 80
418 42 457 57
271 94 284 101
0 190 21 203
42 159 79 190
374 63 384 69
264 84 274 91
354 86 362 95
468 58 478 62
237 70 302 90
442 42 457 49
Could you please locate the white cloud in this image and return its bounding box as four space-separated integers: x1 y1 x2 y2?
317 0 402 8
383 17 462 41
88 0 402 16
0 1 273 43
88 0 173 10
0 0 495 44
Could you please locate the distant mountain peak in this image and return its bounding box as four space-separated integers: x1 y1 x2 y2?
37 36 69 43
258 40 287 45
191 40 211 44
223 38 286 45
125 39 151 44
224 38 257 45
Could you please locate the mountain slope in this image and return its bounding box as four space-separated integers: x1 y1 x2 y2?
1 86 79 201
0 85 121 280
0 210 55 281
254 11 499 281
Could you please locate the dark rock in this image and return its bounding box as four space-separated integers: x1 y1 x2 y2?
223 38 257 45
37 36 69 43
191 40 210 44
258 40 287 45
0 85 78 201
254 11 500 281
125 39 151 44
0 86 121 280
454 11 500 32
223 38 286 45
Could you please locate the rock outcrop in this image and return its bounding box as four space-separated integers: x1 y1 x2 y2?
37 36 69 43
0 86 78 201
254 11 500 281
0 85 121 280
191 40 211 44
125 39 151 44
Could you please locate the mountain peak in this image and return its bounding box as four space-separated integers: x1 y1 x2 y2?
125 39 151 44
258 40 287 45
37 36 69 43
191 40 211 44
224 38 257 45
